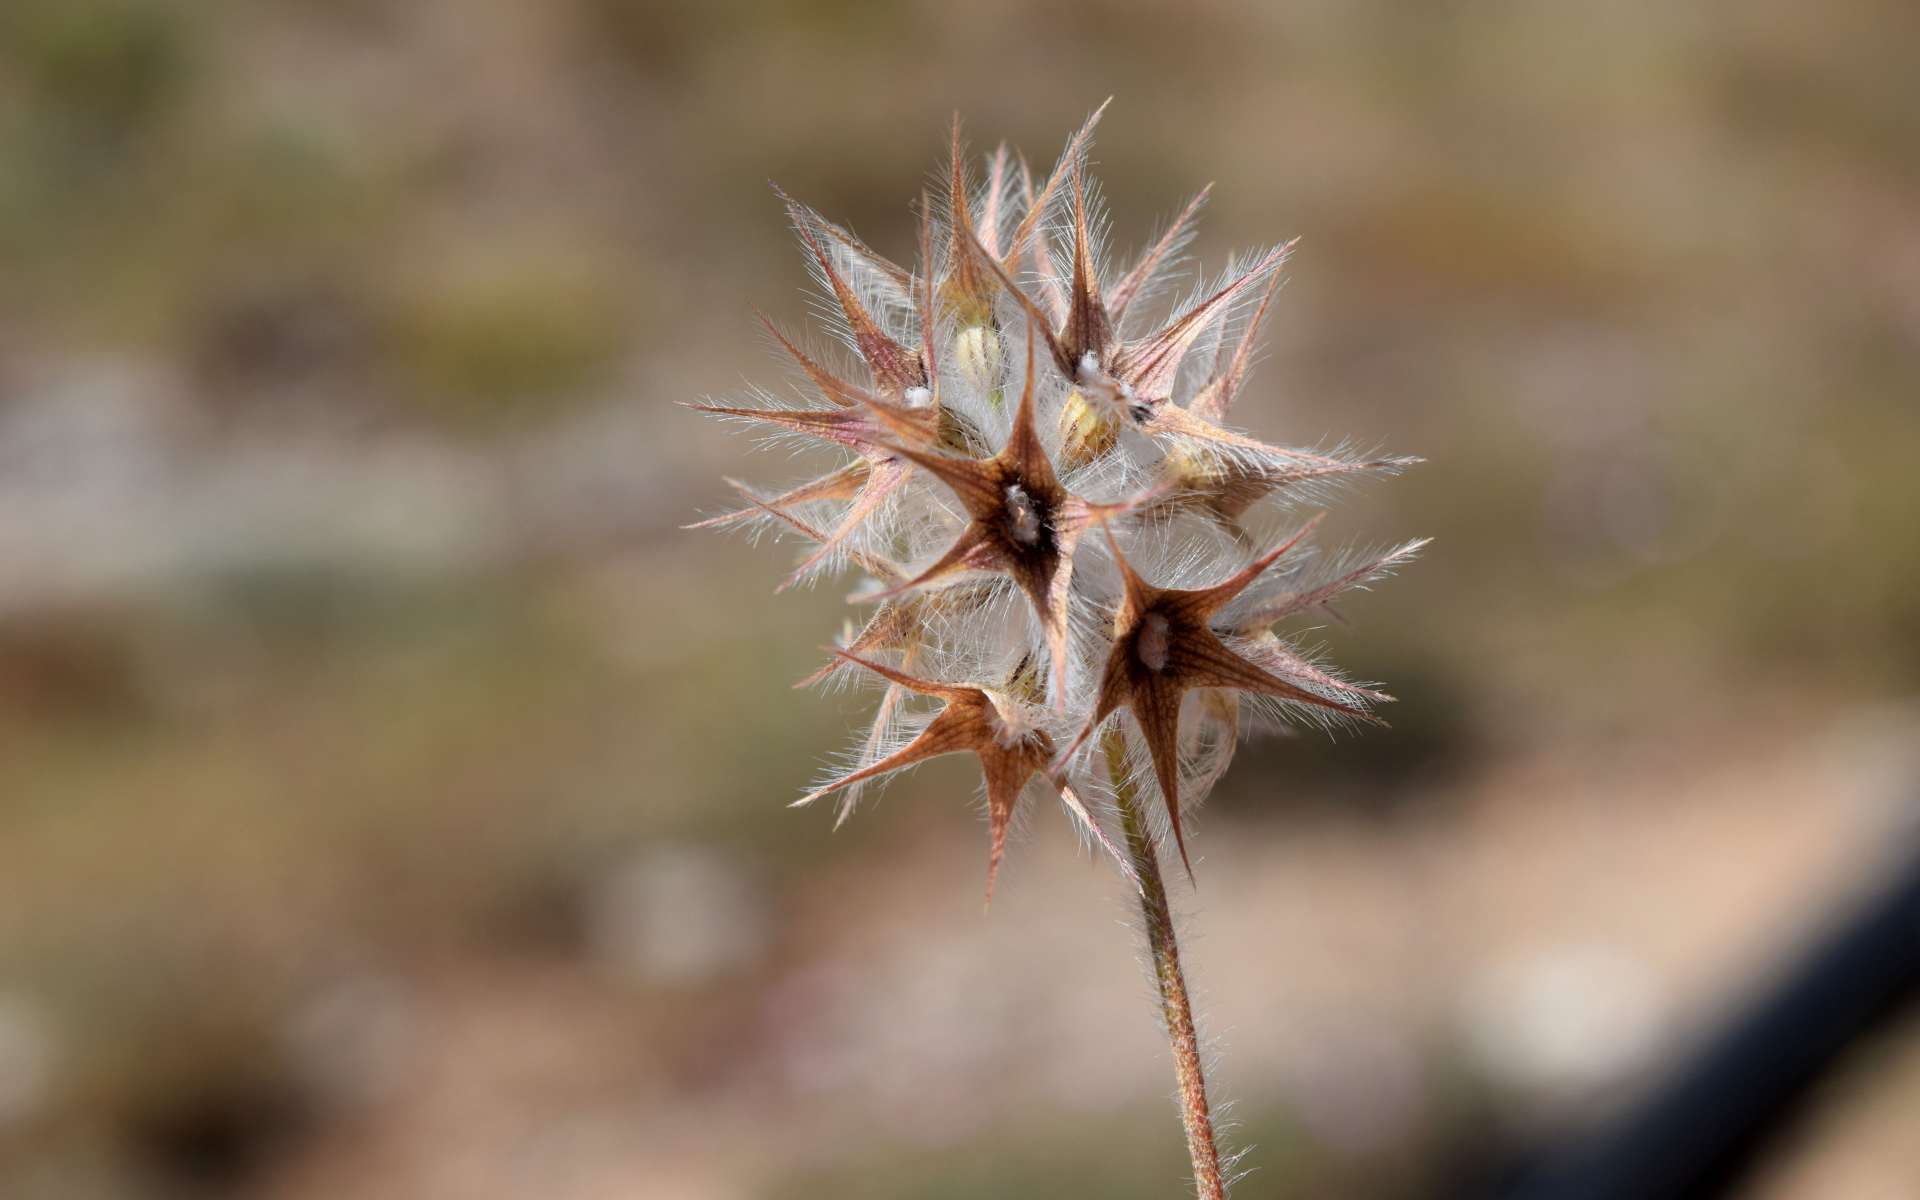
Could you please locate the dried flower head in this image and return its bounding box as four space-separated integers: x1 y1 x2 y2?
693 105 1424 894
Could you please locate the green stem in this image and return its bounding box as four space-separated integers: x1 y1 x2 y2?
1105 729 1227 1199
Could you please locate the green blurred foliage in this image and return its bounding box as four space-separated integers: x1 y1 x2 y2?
391 252 624 422
3 0 192 138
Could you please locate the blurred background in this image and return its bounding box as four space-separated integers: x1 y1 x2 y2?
1 1 1918 1197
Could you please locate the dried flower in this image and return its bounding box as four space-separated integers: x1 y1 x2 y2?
692 104 1425 1199
693 105 1423 888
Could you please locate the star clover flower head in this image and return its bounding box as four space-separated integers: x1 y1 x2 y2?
694 106 1422 893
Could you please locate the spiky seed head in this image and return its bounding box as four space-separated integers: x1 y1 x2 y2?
694 107 1421 894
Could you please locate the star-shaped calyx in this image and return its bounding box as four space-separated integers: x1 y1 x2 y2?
977 197 1316 475
690 191 946 587
1061 514 1383 875
1149 268 1421 536
796 650 1127 903
982 143 1216 400
987 101 1207 355
952 119 1326 477
1223 535 1432 636
868 323 1140 706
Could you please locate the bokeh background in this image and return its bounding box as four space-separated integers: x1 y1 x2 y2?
2 2 1918 1197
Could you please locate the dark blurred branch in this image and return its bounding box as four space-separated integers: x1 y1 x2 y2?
1486 827 1920 1200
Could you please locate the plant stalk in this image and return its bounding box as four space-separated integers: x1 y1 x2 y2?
1105 729 1226 1199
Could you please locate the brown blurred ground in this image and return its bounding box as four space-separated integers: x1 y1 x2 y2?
1 2 1918 1197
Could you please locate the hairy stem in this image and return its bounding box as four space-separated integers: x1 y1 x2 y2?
1105 729 1227 1199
